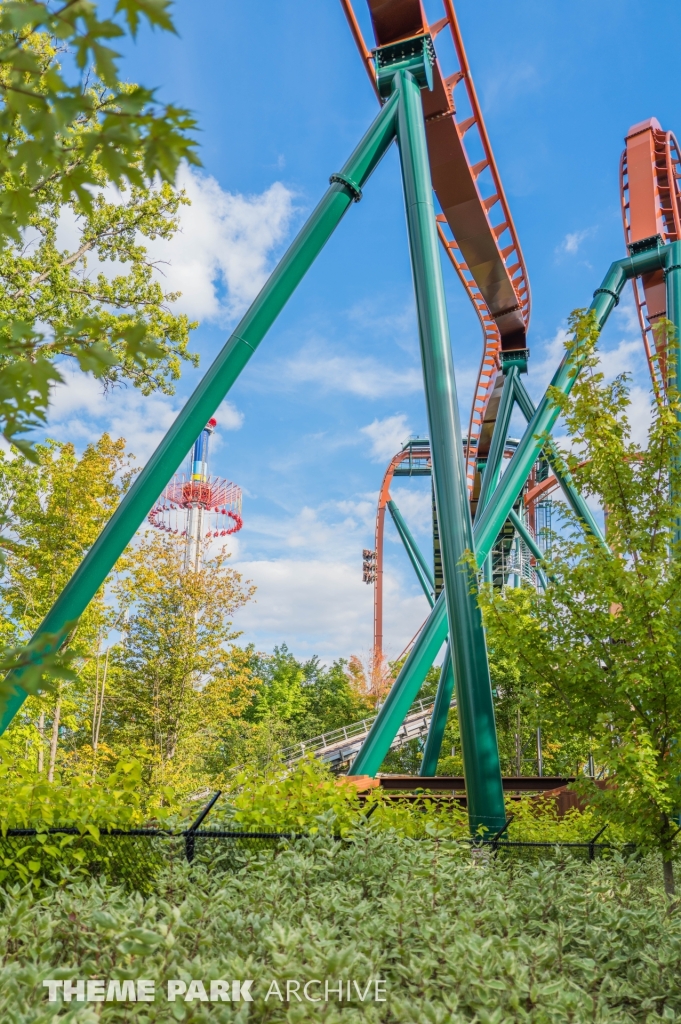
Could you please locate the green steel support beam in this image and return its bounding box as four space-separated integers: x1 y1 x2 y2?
420 641 454 776
512 374 607 550
474 245 667 563
477 366 518 515
419 366 518 774
666 240 681 550
353 69 505 833
387 499 434 606
508 509 549 589
0 91 401 735
352 244 669 788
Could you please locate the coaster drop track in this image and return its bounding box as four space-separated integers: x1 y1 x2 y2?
340 0 531 506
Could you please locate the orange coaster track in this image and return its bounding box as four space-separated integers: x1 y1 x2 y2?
339 0 531 498
372 441 432 660
620 117 681 392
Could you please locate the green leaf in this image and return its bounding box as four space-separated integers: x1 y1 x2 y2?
115 0 176 37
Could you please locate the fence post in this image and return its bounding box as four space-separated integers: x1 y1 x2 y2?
184 790 222 864
491 813 514 855
588 823 609 861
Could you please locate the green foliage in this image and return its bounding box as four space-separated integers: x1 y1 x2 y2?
226 756 365 836
245 645 374 739
0 0 199 450
106 533 256 788
480 311 681 866
0 434 130 703
0 742 183 889
1 835 680 1021
220 756 638 845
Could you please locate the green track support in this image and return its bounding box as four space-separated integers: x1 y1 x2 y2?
0 91 401 735
353 66 505 833
352 243 669 789
387 499 434 605
508 509 549 589
474 246 665 557
512 374 607 549
477 366 518 515
419 642 454 776
666 240 681 550
421 364 515 774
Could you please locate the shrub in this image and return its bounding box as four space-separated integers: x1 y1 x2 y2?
222 757 638 845
0 748 184 890
0 833 680 1021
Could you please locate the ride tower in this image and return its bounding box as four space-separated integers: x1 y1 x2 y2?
147 418 243 571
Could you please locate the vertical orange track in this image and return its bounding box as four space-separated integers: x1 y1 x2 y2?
372 445 432 660
621 118 681 393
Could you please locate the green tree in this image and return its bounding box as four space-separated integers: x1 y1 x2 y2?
479 312 681 894
245 645 374 739
0 434 131 775
0 0 199 451
105 533 256 788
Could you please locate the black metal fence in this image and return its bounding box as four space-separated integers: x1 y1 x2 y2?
0 823 642 894
0 789 649 892
0 825 310 894
473 837 638 863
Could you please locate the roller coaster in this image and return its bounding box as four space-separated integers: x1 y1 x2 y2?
0 0 678 835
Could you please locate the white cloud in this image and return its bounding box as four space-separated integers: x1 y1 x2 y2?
598 337 645 380
233 556 431 662
244 502 372 561
625 384 654 448
555 228 593 256
361 414 412 462
613 288 643 337
229 492 435 660
51 168 295 326
215 399 244 431
48 364 246 465
149 166 295 323
347 299 418 354
270 345 423 399
388 486 432 539
49 366 183 462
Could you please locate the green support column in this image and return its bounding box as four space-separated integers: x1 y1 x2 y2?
420 642 454 776
0 92 401 734
474 246 667 562
508 509 549 589
420 367 518 775
665 240 681 549
387 499 434 605
512 375 607 549
477 366 518 514
352 245 668 785
357 68 506 833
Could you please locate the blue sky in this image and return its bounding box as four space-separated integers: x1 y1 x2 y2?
47 1 680 664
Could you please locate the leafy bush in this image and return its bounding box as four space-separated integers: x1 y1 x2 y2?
223 756 637 844
0 747 184 890
1 833 680 1021
226 756 365 834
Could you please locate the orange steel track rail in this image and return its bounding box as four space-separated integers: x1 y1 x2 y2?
620 117 681 392
373 443 432 661
372 440 518 662
339 0 531 498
